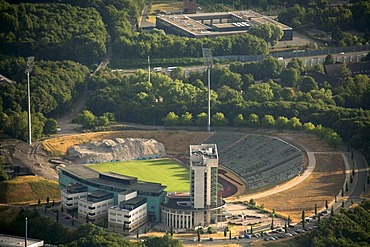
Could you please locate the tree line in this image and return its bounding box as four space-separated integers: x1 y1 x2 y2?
0 57 90 140
0 0 107 65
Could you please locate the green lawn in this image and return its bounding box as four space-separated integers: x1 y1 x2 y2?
87 158 189 193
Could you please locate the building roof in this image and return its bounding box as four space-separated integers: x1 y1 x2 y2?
156 10 292 38
88 190 114 199
119 196 146 209
61 165 166 193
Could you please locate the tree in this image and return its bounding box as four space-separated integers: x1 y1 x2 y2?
271 217 274 230
284 222 287 233
46 196 50 204
170 225 173 237
224 227 227 237
212 112 229 126
250 225 253 234
287 215 291 226
280 68 299 87
303 122 315 133
180 112 193 126
207 227 213 235
233 114 246 127
289 117 302 130
275 116 289 131
286 58 305 74
324 54 335 65
38 199 41 205
325 200 328 209
261 114 275 128
244 83 274 102
302 210 305 228
144 235 183 247
331 206 334 216
195 112 208 127
296 76 318 92
75 110 97 129
219 71 243 90
43 118 58 135
162 112 179 127
197 228 201 242
315 203 317 216
247 113 260 127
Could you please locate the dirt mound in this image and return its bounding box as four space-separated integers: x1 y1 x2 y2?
67 138 166 164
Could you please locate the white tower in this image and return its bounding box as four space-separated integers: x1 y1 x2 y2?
189 144 218 225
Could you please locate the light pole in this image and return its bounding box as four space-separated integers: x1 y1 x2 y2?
25 217 28 247
202 48 213 132
148 55 151 83
25 56 34 145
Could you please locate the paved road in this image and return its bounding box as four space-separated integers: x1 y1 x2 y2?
350 150 369 199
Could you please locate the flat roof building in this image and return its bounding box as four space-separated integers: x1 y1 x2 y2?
156 10 293 40
59 165 166 223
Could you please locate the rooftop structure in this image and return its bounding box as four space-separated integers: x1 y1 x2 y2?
156 10 293 40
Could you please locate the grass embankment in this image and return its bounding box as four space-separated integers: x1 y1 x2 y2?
0 176 60 204
87 158 190 193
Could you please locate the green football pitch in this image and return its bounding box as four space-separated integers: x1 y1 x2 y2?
87 158 189 193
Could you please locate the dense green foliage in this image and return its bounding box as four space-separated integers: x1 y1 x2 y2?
0 0 106 64
278 1 370 45
310 200 370 247
0 57 89 141
84 56 370 160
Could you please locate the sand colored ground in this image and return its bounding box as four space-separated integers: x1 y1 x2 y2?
252 153 345 222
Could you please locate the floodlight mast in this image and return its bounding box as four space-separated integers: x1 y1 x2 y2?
202 48 213 132
25 56 34 145
148 55 151 83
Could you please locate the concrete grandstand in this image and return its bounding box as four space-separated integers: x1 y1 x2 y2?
204 132 304 190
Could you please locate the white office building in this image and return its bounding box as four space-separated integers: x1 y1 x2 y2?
61 183 88 212
108 191 147 232
78 190 114 225
161 144 225 229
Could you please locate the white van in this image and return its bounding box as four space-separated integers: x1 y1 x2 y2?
166 66 178 72
152 67 162 72
277 57 284 61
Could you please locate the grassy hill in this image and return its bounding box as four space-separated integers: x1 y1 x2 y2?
0 176 60 204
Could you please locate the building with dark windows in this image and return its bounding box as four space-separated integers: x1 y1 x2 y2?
156 10 293 40
161 144 225 229
59 166 166 224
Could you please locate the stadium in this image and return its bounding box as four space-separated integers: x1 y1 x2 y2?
59 131 306 232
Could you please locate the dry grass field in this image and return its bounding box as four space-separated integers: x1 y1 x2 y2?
253 153 345 222
43 130 211 155
0 176 60 204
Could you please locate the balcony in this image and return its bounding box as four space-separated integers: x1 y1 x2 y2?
67 197 73 200
66 203 73 207
88 206 95 210
88 212 96 216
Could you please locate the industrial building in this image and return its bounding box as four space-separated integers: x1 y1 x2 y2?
156 10 293 40
161 144 225 229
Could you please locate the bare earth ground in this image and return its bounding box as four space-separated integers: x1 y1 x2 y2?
252 153 345 222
